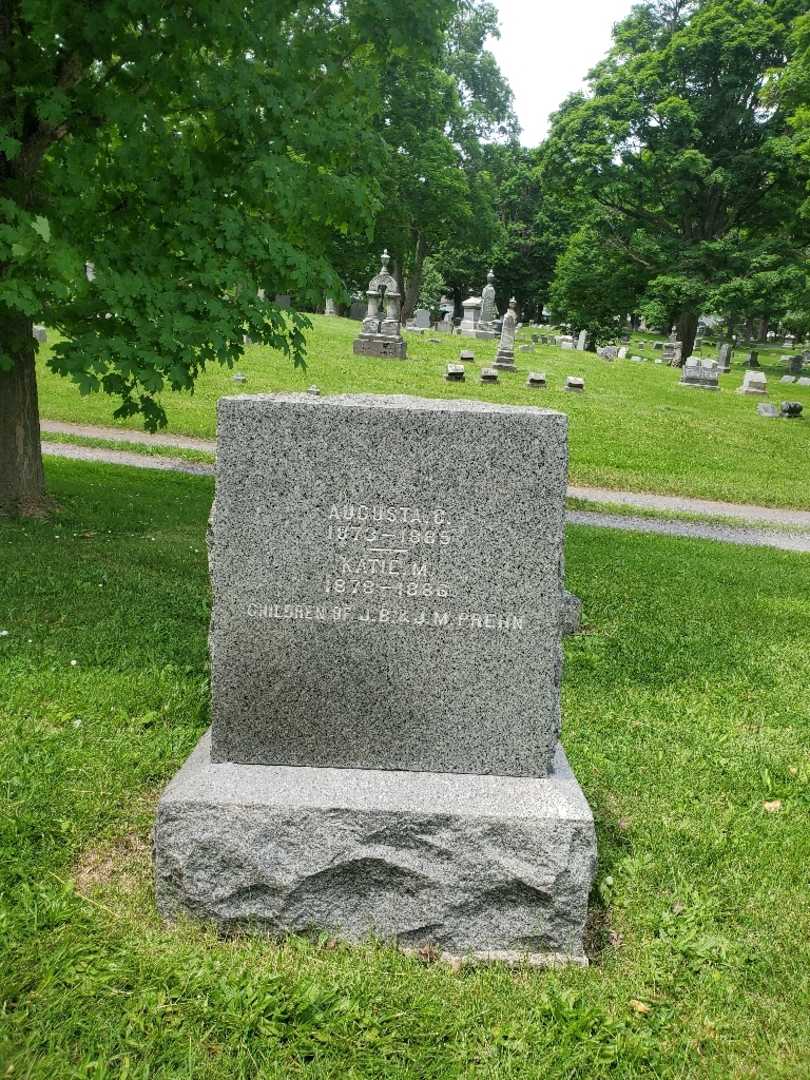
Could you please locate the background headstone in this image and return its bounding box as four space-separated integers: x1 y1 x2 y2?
680 358 720 390
738 371 767 396
410 308 431 329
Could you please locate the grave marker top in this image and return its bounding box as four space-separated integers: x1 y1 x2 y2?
209 393 568 779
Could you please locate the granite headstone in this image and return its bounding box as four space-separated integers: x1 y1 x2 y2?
154 393 597 965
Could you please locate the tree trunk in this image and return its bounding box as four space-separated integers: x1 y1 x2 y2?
675 311 698 366
401 234 425 322
0 311 48 517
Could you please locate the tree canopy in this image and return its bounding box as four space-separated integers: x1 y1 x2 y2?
0 0 455 513
542 0 810 353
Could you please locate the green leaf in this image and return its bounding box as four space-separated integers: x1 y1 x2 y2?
31 216 51 244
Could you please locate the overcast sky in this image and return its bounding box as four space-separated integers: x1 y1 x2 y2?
489 0 637 146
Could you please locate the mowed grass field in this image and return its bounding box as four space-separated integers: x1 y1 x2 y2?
1 459 809 1077
35 315 810 509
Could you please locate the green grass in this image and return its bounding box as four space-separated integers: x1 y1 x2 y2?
35 315 810 509
1 459 809 1077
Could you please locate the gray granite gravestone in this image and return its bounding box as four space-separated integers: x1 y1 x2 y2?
663 341 683 364
154 393 596 965
577 330 588 351
324 297 338 317
409 308 431 330
738 371 767 396
717 344 733 372
445 363 465 382
786 355 804 376
680 357 719 390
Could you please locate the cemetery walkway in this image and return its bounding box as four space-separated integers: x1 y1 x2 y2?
566 509 810 554
40 422 810 553
568 483 810 530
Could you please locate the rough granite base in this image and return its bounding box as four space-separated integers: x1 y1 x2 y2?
154 731 596 966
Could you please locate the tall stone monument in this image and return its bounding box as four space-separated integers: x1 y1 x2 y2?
477 269 500 338
353 251 407 359
154 393 597 966
492 298 518 371
460 270 499 339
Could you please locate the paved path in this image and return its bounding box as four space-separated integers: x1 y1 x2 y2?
569 484 810 529
41 437 810 553
42 441 215 477
567 510 810 554
40 419 216 453
42 421 810 529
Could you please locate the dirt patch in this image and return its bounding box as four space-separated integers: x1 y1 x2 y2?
74 831 151 898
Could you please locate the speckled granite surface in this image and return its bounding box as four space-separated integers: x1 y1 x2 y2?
208 394 568 778
155 731 596 964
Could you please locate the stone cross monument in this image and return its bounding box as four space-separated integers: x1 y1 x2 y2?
154 393 596 965
352 251 407 358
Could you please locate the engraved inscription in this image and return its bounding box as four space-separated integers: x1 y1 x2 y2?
245 500 527 633
324 502 451 601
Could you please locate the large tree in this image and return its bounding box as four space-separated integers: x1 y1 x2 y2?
379 0 517 319
0 0 452 515
543 0 809 359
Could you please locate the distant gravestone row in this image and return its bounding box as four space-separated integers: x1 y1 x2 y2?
444 364 585 391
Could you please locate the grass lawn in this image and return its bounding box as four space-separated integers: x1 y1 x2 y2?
35 315 810 509
1 459 809 1077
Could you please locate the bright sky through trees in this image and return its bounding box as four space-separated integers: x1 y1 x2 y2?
489 0 636 144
